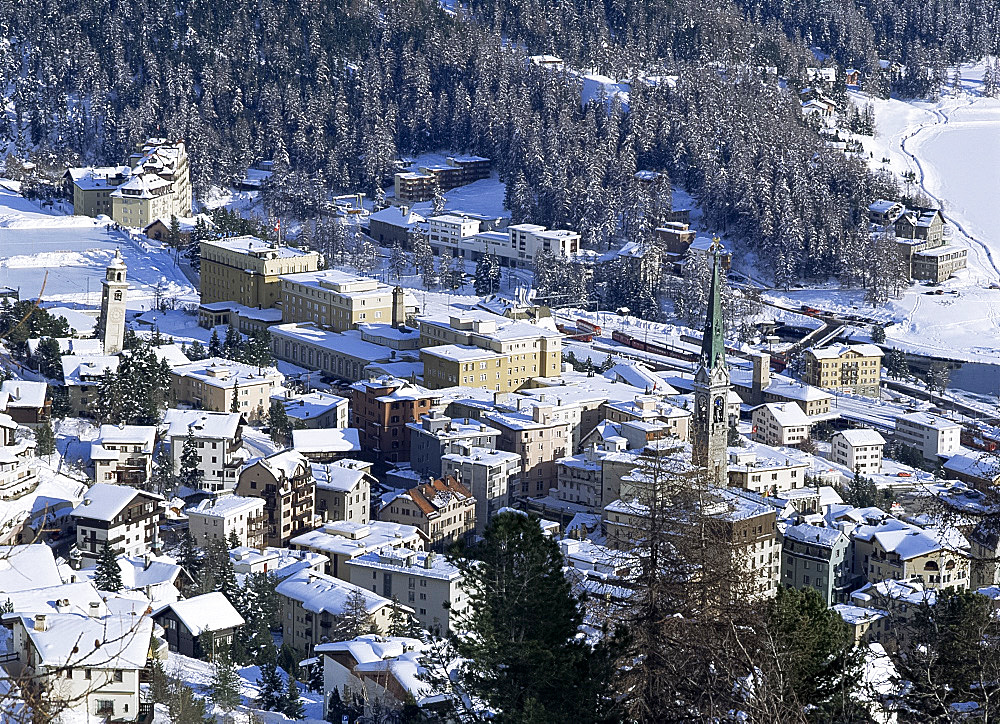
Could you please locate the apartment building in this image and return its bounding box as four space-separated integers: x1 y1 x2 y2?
408 411 501 477
291 519 426 579
276 570 396 651
780 523 853 606
61 355 120 416
802 343 883 397
199 236 321 307
279 270 410 331
162 410 246 492
441 445 519 534
601 395 691 441
271 323 403 382
312 460 373 524
830 428 885 475
726 446 810 496
272 391 349 429
420 312 563 392
90 425 157 487
482 404 573 497
751 402 812 448
731 353 833 416
349 377 440 462
393 156 491 203
235 450 315 547
379 476 476 551
170 357 284 423
345 548 467 634
65 165 131 217
0 413 38 503
894 411 961 460
427 214 483 256
868 199 967 282
186 495 265 548
70 483 164 562
853 518 970 590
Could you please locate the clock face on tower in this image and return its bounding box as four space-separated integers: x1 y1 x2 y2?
109 308 125 323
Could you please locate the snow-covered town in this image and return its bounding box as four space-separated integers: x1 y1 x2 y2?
5 1 1000 720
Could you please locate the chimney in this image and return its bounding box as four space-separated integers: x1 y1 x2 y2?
752 353 771 404
88 602 102 618
56 599 71 613
423 552 436 569
34 615 47 632
143 554 151 570
392 286 406 328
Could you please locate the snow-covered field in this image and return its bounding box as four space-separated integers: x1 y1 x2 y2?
0 186 197 311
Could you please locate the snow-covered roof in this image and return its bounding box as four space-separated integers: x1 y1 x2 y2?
19 613 153 669
271 324 395 363
314 634 433 703
290 520 424 557
292 427 361 454
0 544 63 592
242 449 308 482
0 381 47 409
110 172 172 199
61 355 120 386
834 428 886 447
156 592 244 635
95 424 156 450
783 522 846 548
275 570 392 615
603 362 678 394
311 463 369 493
833 603 887 626
943 452 999 482
897 411 961 431
807 343 884 359
172 357 283 390
1 581 107 617
200 235 316 259
345 548 460 581
369 205 426 227
755 401 811 428
71 483 163 523
273 391 348 423
188 495 264 519
163 409 242 440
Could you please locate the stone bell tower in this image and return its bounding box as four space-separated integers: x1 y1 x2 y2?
98 250 128 355
691 238 731 485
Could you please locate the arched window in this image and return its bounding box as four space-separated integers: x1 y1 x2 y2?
113 290 123 301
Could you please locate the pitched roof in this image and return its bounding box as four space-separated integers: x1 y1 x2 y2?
71 483 163 523
157 592 244 635
405 476 474 517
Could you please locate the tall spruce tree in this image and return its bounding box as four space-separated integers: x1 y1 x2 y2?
209 645 242 711
94 539 123 592
178 429 202 490
451 511 618 723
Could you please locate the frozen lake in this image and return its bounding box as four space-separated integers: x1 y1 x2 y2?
912 117 1000 270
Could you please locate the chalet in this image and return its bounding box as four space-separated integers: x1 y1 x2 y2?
70 483 164 562
153 591 245 659
0 381 50 425
378 476 476 551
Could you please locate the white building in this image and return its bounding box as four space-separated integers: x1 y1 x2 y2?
273 391 350 429
187 495 266 548
91 425 157 488
70 484 164 562
831 428 886 476
229 546 327 582
170 357 285 423
162 409 247 492
894 412 961 460
345 548 467 634
312 460 373 525
6 611 157 722
290 520 427 579
751 402 812 447
441 446 519 534
0 413 38 502
427 214 483 255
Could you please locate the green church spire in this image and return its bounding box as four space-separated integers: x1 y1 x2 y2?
701 237 725 369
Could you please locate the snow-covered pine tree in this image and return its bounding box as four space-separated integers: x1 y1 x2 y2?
178 429 203 490
209 646 242 711
95 539 123 592
256 658 284 711
208 329 222 358
474 252 502 296
34 419 55 458
280 676 305 719
388 240 407 281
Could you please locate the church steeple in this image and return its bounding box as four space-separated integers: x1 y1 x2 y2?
691 237 731 485
701 238 726 370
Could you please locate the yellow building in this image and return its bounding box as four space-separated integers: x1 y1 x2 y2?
68 139 192 227
279 270 408 332
170 357 284 422
64 166 131 218
199 236 321 308
802 343 883 397
418 312 562 392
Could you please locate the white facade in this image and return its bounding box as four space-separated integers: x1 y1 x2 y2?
98 251 128 355
345 548 468 634
440 446 519 534
187 495 265 547
427 214 483 254
831 429 886 475
91 425 156 487
162 409 246 492
751 402 811 447
71 484 164 561
895 412 961 460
